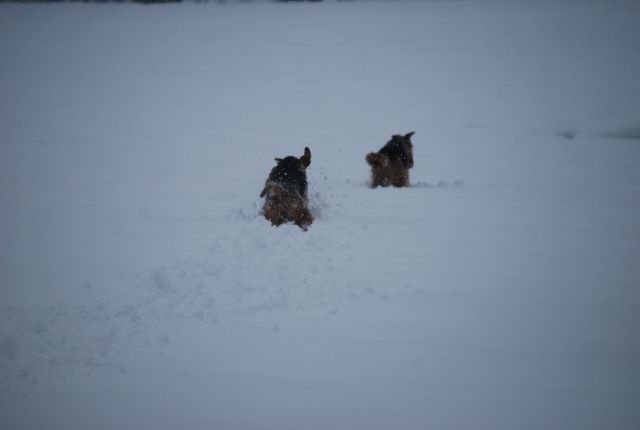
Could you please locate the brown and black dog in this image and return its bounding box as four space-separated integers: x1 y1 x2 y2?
366 132 415 188
260 147 313 231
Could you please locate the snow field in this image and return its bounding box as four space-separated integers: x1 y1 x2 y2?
1 1 640 429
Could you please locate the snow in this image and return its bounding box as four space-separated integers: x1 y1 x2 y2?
1 1 640 429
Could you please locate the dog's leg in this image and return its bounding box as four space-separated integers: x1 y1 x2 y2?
266 211 285 227
294 208 313 231
262 201 283 227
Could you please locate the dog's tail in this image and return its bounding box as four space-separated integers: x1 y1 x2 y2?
366 152 385 167
301 147 311 168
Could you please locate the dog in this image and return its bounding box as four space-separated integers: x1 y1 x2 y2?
366 132 415 188
260 147 313 231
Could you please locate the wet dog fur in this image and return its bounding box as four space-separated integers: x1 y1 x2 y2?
260 147 313 231
366 132 415 188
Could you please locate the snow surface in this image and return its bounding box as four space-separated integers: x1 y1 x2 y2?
1 1 640 429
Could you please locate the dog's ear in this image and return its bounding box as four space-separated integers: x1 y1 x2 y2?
274 158 283 164
405 131 415 140
300 147 311 168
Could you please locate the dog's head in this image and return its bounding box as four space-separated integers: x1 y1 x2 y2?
264 147 311 197
274 147 311 172
384 132 414 168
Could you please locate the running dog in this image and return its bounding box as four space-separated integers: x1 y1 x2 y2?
260 147 313 231
366 132 415 188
